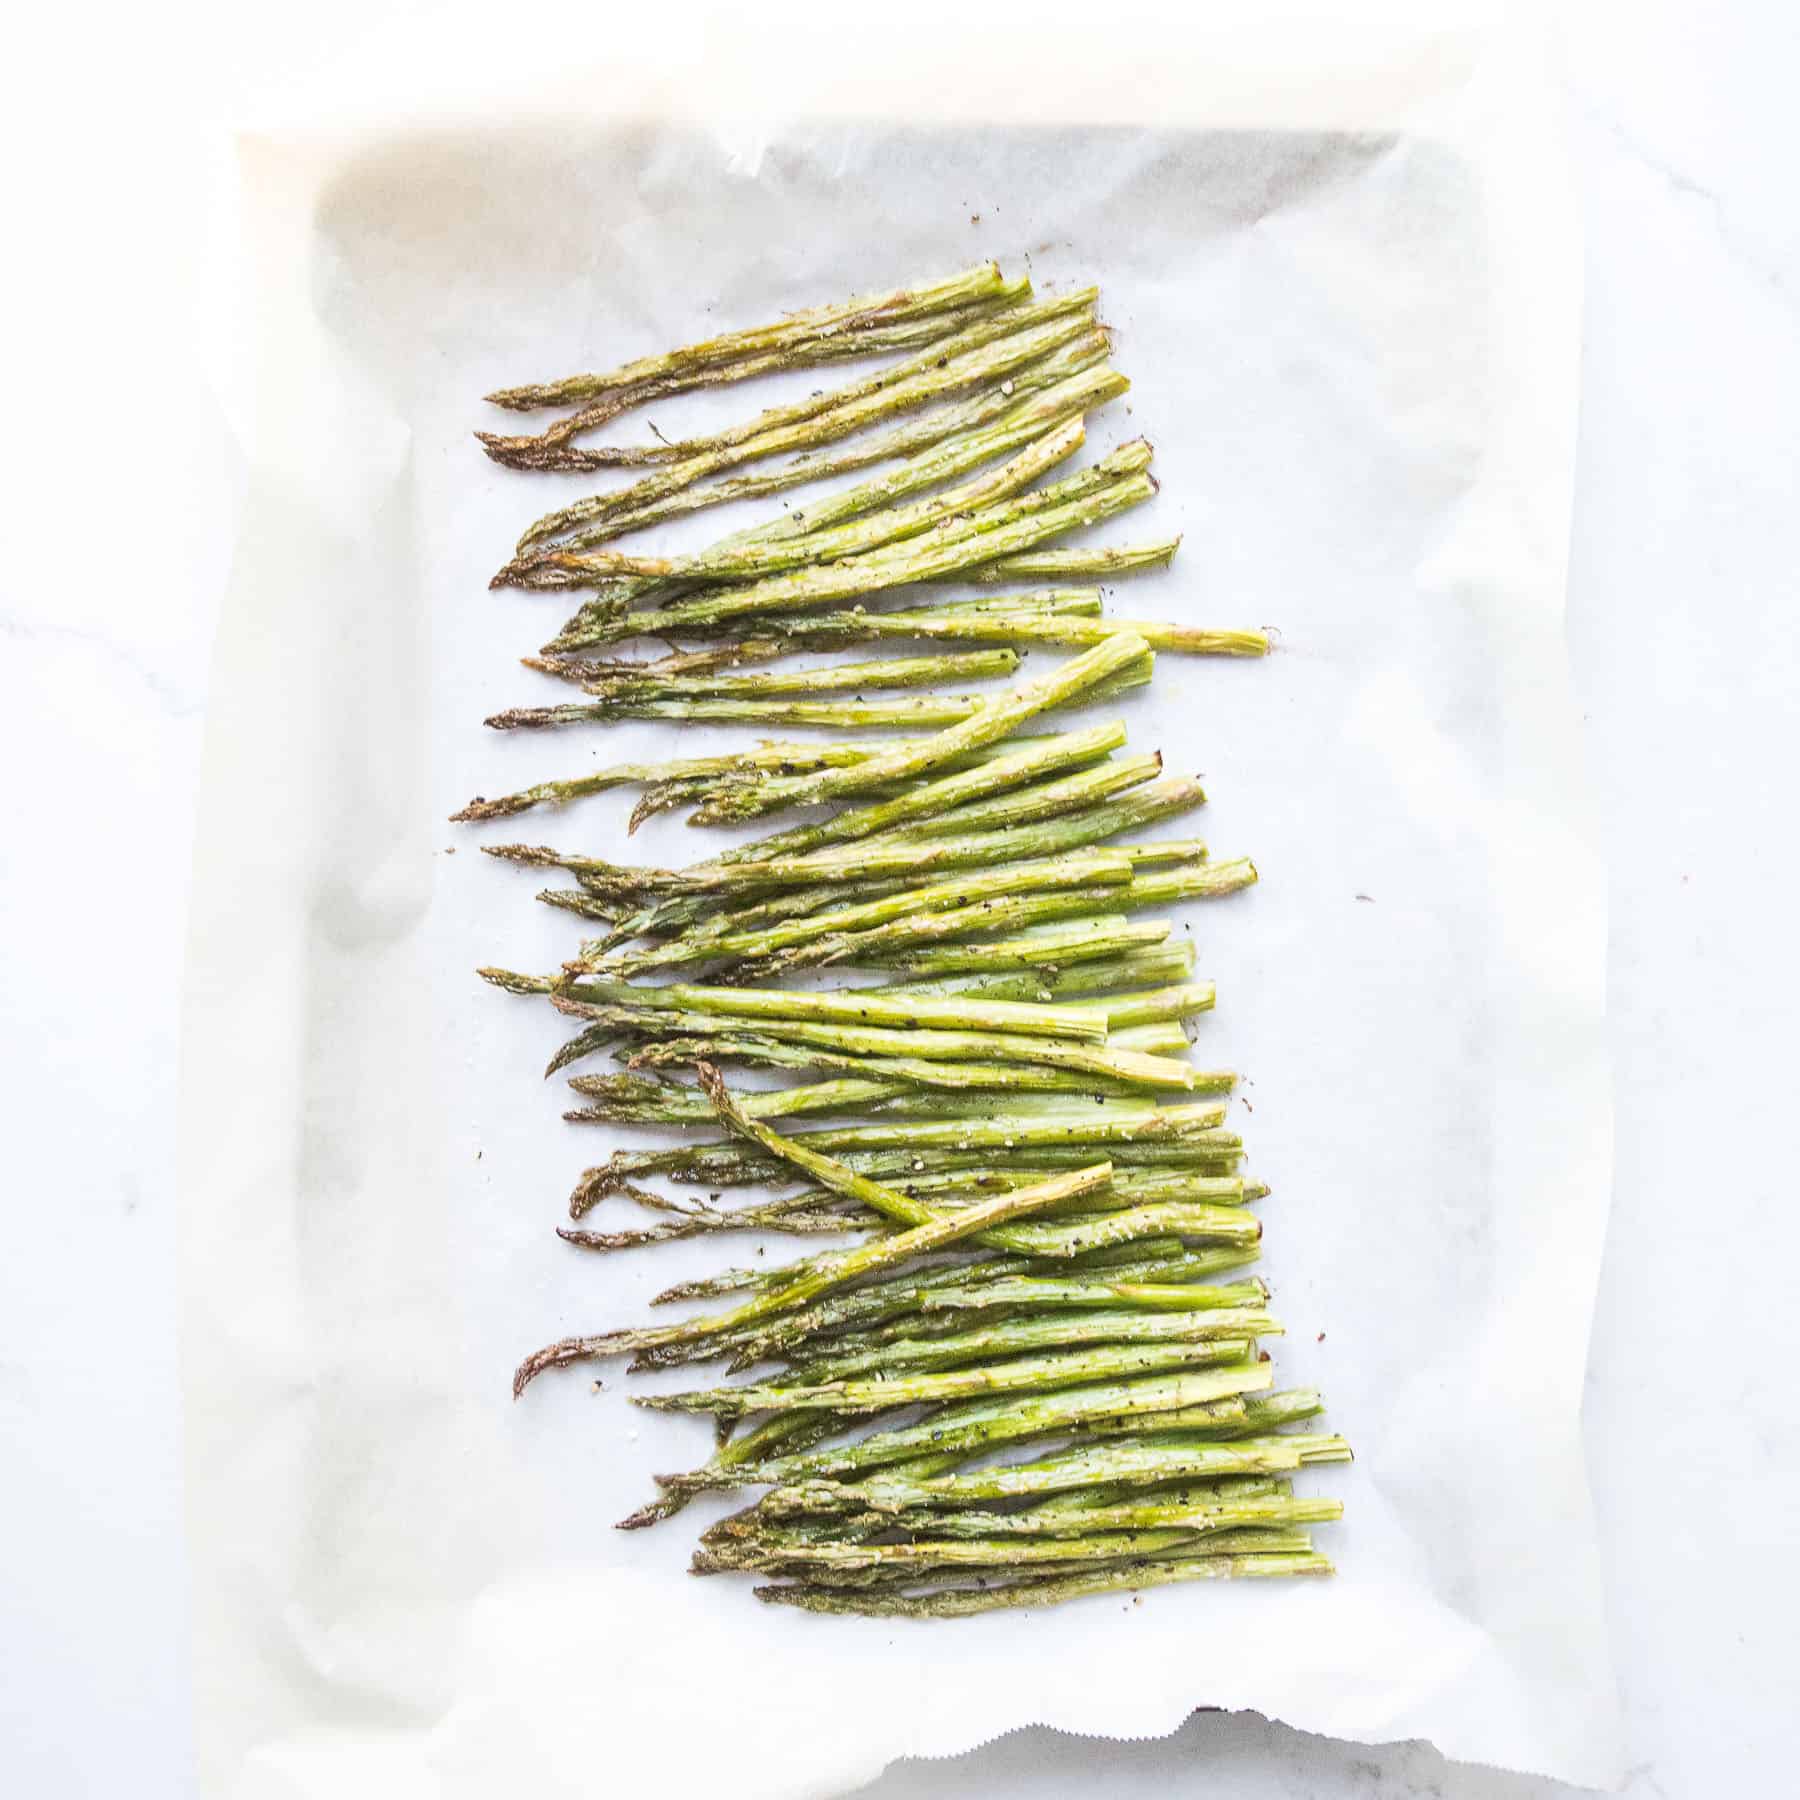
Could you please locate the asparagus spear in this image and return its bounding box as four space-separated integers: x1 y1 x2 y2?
889 1167 1262 1207
485 261 1012 411
568 647 1021 699
525 642 798 685
484 691 1007 733
737 596 1268 657
559 1070 1227 1131
995 1199 1260 1257
699 1522 1317 1580
555 1195 869 1250
715 1475 1316 1546
540 607 1069 662
484 644 1021 728
621 1097 1234 1162
544 595 1106 668
485 651 1152 734
482 967 1108 1042
788 1306 1281 1383
828 1265 1266 1320
606 1035 1180 1101
568 1141 1244 1214
565 1204 858 1255
563 1072 907 1125
755 1549 1333 1616
637 1345 1273 1419
858 1087 1229 1122
896 612 1267 657
763 1433 1354 1517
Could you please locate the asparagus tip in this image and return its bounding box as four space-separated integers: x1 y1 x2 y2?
449 792 529 821
555 1226 623 1251
475 431 528 466
695 1060 731 1114
615 1496 685 1531
481 842 560 864
567 1164 633 1216
512 1335 600 1397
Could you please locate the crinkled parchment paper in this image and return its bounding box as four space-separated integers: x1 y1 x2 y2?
180 5 1616 1794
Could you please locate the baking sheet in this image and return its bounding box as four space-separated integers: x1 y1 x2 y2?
180 9 1616 1794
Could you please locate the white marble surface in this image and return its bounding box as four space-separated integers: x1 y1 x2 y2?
2 5 1795 1795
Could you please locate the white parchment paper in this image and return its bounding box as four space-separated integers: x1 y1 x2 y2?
180 7 1616 1794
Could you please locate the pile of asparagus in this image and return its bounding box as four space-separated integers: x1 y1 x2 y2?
464 263 1347 1617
